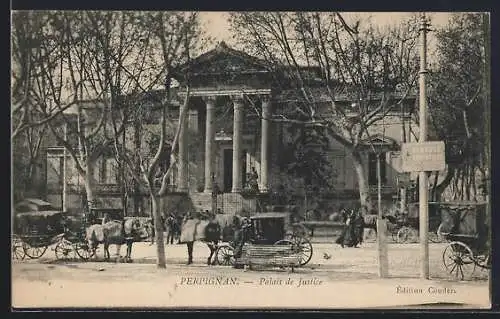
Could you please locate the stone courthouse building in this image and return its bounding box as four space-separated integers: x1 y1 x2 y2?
43 42 417 218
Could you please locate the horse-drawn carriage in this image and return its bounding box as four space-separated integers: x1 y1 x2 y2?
12 199 112 261
12 199 67 260
52 214 96 261
214 212 313 271
385 202 443 244
439 202 490 280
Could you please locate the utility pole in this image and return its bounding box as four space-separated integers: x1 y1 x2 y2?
482 13 490 230
418 13 431 279
62 123 68 212
377 151 388 277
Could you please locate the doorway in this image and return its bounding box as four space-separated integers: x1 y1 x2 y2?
223 149 233 192
222 148 248 192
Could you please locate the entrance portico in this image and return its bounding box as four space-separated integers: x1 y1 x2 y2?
177 89 272 194
173 41 276 194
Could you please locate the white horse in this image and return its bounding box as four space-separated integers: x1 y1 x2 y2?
86 218 142 261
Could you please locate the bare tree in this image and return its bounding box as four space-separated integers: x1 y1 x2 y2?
108 12 204 268
11 11 158 210
230 12 419 214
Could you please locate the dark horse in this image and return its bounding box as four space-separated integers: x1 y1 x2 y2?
180 214 242 265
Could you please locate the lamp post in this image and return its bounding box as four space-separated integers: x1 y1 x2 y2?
418 13 431 279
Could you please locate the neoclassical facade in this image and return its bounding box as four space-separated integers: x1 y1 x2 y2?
43 42 417 217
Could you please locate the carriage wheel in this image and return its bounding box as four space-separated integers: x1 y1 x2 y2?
215 245 235 266
275 237 313 266
12 237 25 260
22 242 48 259
295 237 313 266
55 239 75 260
396 227 418 244
74 242 95 261
442 241 476 280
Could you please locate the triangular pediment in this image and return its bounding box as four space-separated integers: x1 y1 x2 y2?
176 41 271 77
361 134 399 148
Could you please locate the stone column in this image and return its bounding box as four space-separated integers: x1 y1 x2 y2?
231 95 244 193
203 96 216 193
177 105 188 192
260 95 271 192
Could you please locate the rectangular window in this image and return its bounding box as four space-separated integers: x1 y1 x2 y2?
106 158 118 184
100 157 118 185
46 153 63 188
368 152 387 186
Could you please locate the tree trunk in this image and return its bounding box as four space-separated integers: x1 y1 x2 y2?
150 192 166 268
352 150 372 215
83 163 96 210
430 171 439 201
434 166 455 202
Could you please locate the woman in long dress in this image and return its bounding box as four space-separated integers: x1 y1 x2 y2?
335 209 363 248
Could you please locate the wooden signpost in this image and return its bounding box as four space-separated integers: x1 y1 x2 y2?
401 142 446 173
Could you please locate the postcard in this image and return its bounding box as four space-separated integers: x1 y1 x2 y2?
11 11 491 309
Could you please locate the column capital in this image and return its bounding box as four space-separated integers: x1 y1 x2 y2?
260 94 273 104
230 94 245 105
202 96 217 107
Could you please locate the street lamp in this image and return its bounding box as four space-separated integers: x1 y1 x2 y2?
418 13 431 279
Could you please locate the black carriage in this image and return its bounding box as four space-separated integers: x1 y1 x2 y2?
13 198 97 261
215 212 313 270
439 202 490 280
13 199 66 259
52 214 96 261
387 202 443 244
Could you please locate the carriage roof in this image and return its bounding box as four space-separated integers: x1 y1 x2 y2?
14 198 64 219
15 211 65 218
16 198 54 207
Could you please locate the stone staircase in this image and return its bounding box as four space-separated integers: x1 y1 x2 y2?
185 193 300 215
188 192 260 215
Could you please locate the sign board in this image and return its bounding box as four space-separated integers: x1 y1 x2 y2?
401 141 446 172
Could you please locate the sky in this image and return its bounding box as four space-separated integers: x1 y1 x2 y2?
198 11 456 45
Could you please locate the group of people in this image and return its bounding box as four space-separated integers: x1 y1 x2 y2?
144 206 365 252
146 213 182 245
335 208 365 248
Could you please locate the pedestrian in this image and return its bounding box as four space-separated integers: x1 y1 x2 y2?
352 210 365 247
335 208 357 248
232 218 250 269
165 213 178 245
